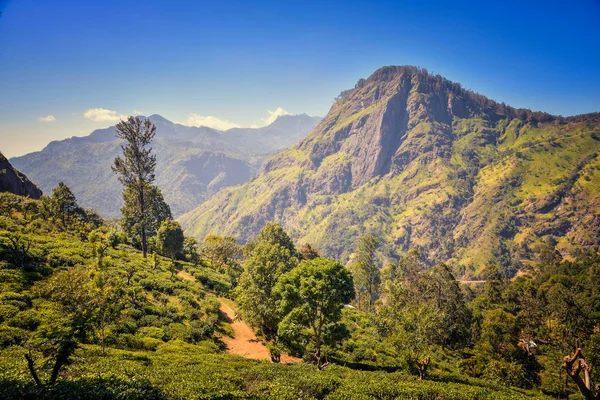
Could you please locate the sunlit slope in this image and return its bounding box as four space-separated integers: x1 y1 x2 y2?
180 66 600 276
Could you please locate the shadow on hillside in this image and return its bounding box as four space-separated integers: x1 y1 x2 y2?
219 308 233 324
0 377 166 400
328 356 403 372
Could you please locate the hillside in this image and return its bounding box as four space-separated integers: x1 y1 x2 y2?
0 192 556 400
0 152 42 198
11 114 320 218
180 66 600 276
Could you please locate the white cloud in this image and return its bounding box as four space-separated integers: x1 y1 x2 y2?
182 107 292 130
184 114 242 130
132 110 143 116
261 107 290 126
38 115 56 122
83 108 127 122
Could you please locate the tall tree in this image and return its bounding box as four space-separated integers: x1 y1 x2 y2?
50 182 78 227
236 224 298 340
112 116 158 258
379 261 471 379
348 235 380 312
276 258 354 369
423 263 472 348
120 183 172 247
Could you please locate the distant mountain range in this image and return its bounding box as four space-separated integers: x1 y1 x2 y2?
0 152 42 199
179 66 600 277
11 114 321 218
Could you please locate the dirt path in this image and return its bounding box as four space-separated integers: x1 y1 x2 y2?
177 270 300 364
177 270 195 282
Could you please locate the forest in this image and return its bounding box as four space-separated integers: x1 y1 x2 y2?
1 117 599 400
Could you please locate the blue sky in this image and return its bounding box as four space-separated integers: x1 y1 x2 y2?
1 0 599 157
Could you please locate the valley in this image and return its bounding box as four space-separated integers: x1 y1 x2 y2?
11 114 320 218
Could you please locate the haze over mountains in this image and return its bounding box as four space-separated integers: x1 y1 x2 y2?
11 113 321 218
180 66 600 277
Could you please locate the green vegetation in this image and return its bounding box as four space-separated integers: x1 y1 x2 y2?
4 67 600 399
347 235 380 313
156 220 185 261
4 188 592 399
236 223 299 342
180 66 600 278
113 116 167 258
276 257 354 369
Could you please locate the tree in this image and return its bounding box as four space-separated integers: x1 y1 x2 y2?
2 232 32 269
275 258 354 369
380 293 444 379
183 236 200 266
299 243 320 260
423 263 472 348
347 235 380 312
50 182 78 227
236 242 298 341
200 235 243 287
91 268 124 355
24 268 97 385
200 235 242 272
156 220 184 261
120 183 172 252
482 265 506 309
112 116 158 258
378 261 471 379
236 224 299 341
254 222 298 256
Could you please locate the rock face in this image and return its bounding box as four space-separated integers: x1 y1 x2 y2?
11 114 320 218
0 152 42 198
179 66 600 277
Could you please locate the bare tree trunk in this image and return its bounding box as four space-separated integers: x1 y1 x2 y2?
315 344 329 370
417 356 431 380
139 186 147 258
101 314 106 355
24 353 42 386
49 340 77 384
562 345 599 400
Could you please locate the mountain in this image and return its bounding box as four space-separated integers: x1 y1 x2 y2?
10 114 321 218
222 114 323 152
0 152 42 198
179 66 600 277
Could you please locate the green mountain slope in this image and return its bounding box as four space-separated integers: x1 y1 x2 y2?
180 66 600 276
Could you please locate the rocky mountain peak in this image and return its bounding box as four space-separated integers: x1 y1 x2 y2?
0 152 42 198
180 66 600 275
